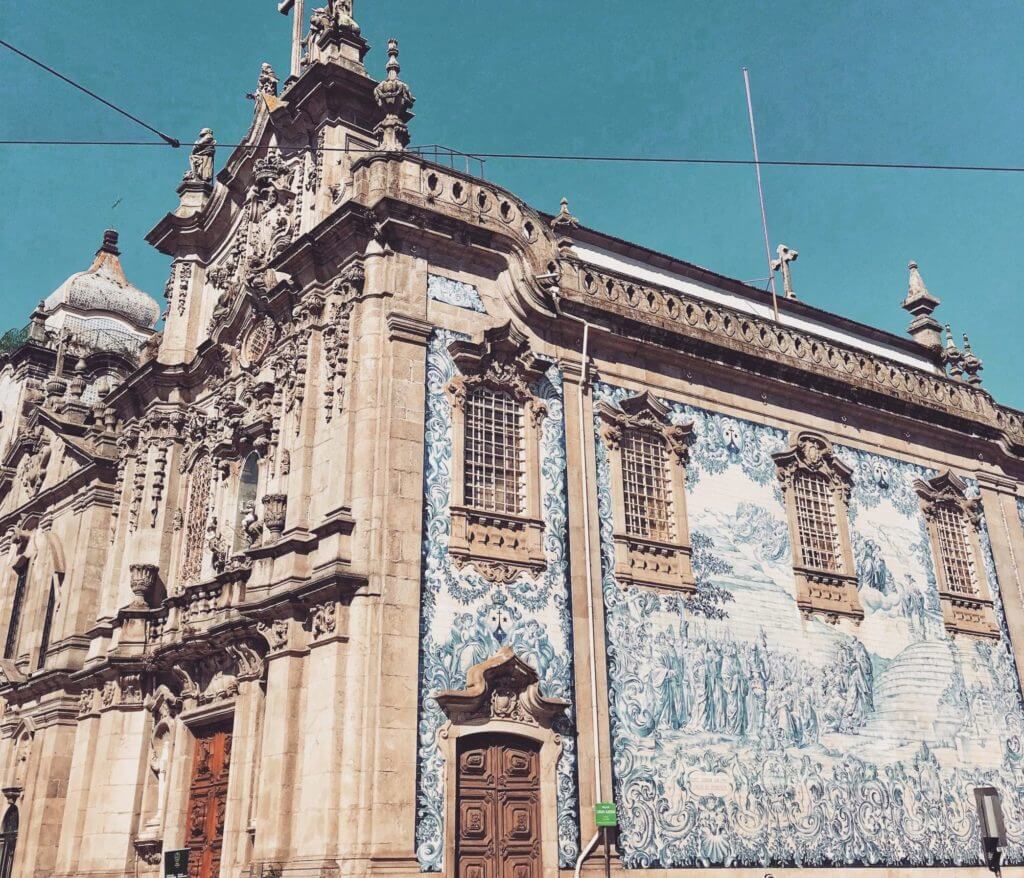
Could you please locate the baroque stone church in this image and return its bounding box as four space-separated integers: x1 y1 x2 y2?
2 3 1024 877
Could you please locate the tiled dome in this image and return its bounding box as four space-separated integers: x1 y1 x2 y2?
44 230 160 329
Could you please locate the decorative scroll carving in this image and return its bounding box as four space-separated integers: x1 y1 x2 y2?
915 471 998 639
773 432 862 623
307 602 337 640
256 619 289 652
436 647 568 728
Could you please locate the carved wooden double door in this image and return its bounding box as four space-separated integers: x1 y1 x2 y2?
185 721 232 878
456 735 542 878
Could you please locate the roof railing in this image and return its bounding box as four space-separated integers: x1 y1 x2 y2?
409 143 487 180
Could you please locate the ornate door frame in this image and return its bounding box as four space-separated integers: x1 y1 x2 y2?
436 647 567 878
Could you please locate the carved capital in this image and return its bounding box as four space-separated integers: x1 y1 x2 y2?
129 563 159 609
262 493 288 538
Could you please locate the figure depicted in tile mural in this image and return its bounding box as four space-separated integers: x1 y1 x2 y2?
594 383 1024 869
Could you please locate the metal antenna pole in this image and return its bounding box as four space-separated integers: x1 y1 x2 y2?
742 67 779 321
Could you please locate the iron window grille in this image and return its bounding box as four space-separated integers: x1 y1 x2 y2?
621 430 673 542
934 502 978 596
794 471 842 571
463 387 525 515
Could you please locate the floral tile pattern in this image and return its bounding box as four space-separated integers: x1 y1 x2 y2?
427 274 487 313
415 330 578 871
594 381 1024 869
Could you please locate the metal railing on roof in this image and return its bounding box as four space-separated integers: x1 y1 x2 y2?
409 144 487 179
0 325 29 355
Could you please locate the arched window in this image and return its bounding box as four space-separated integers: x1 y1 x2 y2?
233 452 260 552
181 454 212 584
4 564 29 661
0 805 18 878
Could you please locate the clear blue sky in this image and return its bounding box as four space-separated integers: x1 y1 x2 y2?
3 2 1022 406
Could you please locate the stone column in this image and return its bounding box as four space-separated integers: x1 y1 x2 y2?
977 472 1024 689
251 626 306 864
52 700 102 876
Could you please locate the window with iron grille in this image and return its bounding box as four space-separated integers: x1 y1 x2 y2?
793 471 842 571
3 565 28 660
934 503 977 596
464 388 524 515
181 454 212 584
621 430 673 541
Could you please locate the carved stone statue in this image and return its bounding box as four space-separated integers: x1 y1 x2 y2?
241 502 262 547
183 128 216 184
250 62 279 98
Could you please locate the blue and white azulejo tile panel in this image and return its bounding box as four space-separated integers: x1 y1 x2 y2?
593 381 1024 870
415 329 578 871
427 274 487 313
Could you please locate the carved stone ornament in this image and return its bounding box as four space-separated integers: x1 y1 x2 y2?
257 619 290 652
307 602 337 640
914 470 998 639
262 493 288 538
772 431 863 623
134 838 163 866
446 321 550 413
129 563 159 609
436 647 568 729
373 39 415 151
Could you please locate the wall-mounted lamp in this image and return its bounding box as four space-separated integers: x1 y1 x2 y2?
974 786 1006 875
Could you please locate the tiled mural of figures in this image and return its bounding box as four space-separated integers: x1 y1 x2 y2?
415 330 579 871
593 381 1024 870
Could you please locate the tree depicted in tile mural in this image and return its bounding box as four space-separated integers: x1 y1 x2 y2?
415 330 579 871
593 382 1024 869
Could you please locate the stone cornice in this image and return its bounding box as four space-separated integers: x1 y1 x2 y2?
556 259 1024 461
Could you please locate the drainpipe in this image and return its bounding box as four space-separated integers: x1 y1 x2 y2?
548 287 612 876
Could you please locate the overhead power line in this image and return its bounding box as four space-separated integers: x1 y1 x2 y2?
0 39 180 148
0 138 1021 173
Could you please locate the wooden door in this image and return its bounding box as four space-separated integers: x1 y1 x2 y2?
185 721 232 878
456 734 541 878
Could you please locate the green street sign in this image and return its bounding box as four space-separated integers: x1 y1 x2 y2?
164 849 189 878
594 802 617 827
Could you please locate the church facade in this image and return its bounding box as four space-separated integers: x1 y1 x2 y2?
2 5 1024 878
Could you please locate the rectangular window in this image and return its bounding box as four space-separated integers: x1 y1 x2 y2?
37 573 61 671
622 431 673 541
794 472 841 571
4 566 29 660
464 388 524 515
935 504 977 595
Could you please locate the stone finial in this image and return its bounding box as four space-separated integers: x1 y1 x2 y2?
770 244 798 300
373 39 415 151
100 229 121 256
550 197 580 232
901 260 942 349
943 324 964 379
961 333 983 385
66 358 87 401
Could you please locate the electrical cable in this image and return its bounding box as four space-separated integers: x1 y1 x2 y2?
0 139 1022 174
0 39 181 148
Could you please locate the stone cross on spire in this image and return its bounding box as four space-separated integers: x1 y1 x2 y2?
770 244 799 300
278 0 307 78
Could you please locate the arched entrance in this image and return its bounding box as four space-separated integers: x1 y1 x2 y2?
456 734 541 878
0 805 18 878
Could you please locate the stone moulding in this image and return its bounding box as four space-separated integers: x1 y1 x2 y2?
561 260 1024 458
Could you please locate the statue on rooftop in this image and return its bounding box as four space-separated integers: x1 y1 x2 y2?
183 129 216 184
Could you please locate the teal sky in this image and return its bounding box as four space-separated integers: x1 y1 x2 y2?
3 2 1022 406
